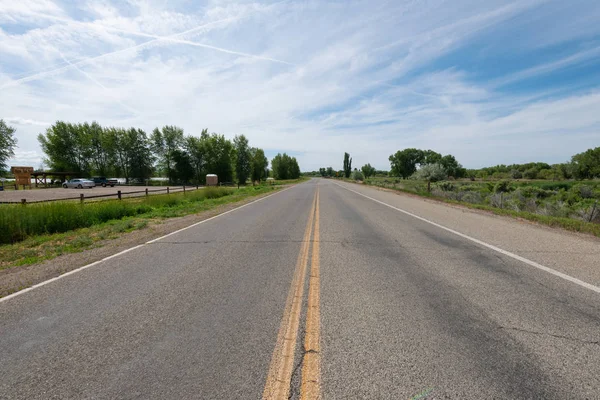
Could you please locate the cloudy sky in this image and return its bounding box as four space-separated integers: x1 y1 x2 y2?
1 0 599 171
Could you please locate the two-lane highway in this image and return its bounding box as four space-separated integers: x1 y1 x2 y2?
1 179 599 399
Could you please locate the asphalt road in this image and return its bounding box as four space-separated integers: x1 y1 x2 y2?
1 178 599 399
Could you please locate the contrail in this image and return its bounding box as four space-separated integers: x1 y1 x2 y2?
60 54 142 116
2 6 293 89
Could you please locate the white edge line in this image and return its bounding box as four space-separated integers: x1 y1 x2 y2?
334 182 600 295
0 185 296 304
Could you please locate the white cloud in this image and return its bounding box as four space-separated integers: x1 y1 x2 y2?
3 117 51 126
1 0 599 172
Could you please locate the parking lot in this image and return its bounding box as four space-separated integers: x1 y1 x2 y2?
0 185 201 203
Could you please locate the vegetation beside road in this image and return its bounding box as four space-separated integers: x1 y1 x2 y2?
356 177 600 237
0 184 285 270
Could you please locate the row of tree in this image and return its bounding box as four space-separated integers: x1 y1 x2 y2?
468 148 600 180
35 121 299 185
388 148 465 179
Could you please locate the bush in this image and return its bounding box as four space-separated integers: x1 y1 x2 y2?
351 170 364 181
510 169 523 179
523 168 538 179
494 180 512 193
411 163 447 182
436 181 454 191
572 184 594 199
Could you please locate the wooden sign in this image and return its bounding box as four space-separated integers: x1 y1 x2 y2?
11 166 34 186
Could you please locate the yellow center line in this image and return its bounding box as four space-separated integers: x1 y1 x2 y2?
263 188 318 400
302 187 321 400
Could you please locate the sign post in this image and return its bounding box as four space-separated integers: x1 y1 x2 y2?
10 167 34 190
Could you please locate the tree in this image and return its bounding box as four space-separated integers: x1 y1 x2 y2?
38 122 92 174
271 153 301 180
185 130 207 184
439 154 465 178
571 147 600 179
412 163 447 191
422 150 442 165
126 128 154 181
0 119 17 172
251 148 268 183
389 148 424 179
204 133 234 183
151 126 184 184
233 135 251 186
361 163 376 179
343 152 352 178
172 149 194 184
104 127 153 182
326 166 334 177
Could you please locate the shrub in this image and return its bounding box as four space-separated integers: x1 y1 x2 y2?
523 168 538 179
411 163 447 182
572 184 594 199
351 170 364 181
494 180 512 193
510 169 523 179
436 181 454 191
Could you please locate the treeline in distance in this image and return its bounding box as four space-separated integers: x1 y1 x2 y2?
306 146 600 181
35 121 301 184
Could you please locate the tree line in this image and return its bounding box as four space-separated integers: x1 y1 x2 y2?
467 149 600 180
309 146 600 182
34 121 300 184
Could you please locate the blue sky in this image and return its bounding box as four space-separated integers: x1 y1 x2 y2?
1 0 599 171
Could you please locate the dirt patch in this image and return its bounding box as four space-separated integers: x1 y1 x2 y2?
0 190 280 298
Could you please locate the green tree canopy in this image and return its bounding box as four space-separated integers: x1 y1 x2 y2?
361 163 376 179
389 148 424 179
0 119 17 172
233 135 251 186
151 125 184 184
571 147 600 179
343 152 352 178
251 148 268 183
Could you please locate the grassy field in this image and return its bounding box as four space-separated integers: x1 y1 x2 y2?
360 177 600 237
0 184 286 270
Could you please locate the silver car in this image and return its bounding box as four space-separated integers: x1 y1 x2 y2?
63 179 95 189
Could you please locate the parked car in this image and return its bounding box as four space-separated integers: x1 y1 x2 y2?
92 176 117 187
63 179 95 189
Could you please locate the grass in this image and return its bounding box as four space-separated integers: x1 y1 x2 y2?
351 177 600 238
0 185 279 270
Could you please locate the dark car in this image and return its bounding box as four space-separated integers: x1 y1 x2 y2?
92 176 117 187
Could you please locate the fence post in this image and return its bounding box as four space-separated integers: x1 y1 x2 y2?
167 187 170 194
21 198 26 205
196 184 199 190
80 193 84 203
118 190 122 200
183 185 186 194
145 188 149 197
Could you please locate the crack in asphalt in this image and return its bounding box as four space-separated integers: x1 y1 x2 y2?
499 326 600 345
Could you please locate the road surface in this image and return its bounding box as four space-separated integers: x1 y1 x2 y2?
1 179 599 399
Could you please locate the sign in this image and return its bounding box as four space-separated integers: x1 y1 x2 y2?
10 166 34 186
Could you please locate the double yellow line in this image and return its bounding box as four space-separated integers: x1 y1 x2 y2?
263 187 321 400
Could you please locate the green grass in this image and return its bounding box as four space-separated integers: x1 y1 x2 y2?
0 187 237 245
353 177 600 238
0 185 280 270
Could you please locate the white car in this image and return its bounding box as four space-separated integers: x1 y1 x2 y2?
63 179 95 189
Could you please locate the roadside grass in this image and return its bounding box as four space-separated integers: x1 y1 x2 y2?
0 185 278 270
344 178 600 238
